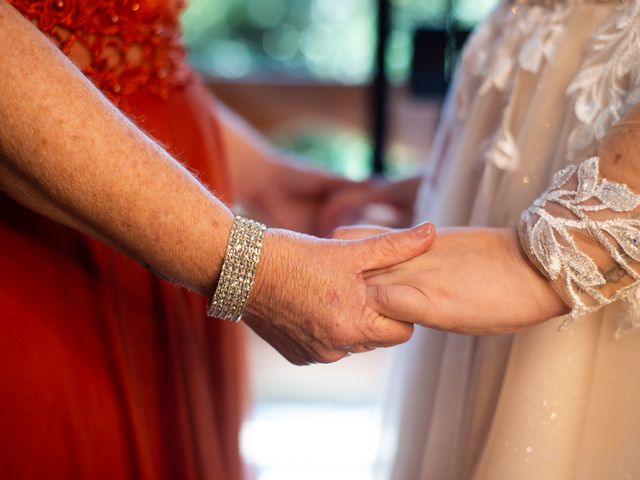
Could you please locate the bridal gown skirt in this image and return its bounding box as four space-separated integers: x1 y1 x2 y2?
384 1 640 478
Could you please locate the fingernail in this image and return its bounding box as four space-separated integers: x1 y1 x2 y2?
412 222 434 237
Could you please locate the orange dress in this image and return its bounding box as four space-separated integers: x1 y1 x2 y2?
0 1 246 479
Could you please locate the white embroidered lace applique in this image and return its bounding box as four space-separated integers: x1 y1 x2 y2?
565 0 640 161
520 156 640 335
455 1 573 170
454 4 508 120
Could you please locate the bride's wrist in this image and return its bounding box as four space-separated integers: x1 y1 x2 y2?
510 229 570 319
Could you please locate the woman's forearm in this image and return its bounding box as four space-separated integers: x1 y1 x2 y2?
0 0 232 295
0 1 437 364
216 102 277 202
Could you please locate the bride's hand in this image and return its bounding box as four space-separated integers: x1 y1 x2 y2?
335 227 569 335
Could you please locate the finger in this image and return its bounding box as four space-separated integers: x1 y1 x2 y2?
317 191 369 235
357 223 435 270
245 319 315 366
317 179 384 235
367 284 432 325
365 315 415 347
332 224 393 240
362 266 394 280
344 345 376 354
273 343 312 366
340 342 383 354
364 267 405 283
313 349 349 364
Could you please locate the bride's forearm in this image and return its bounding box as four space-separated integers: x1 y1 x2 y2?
0 0 233 295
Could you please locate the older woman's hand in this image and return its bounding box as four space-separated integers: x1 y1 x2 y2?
244 223 434 365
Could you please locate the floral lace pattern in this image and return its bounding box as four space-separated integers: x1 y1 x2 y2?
455 1 575 170
520 156 640 334
565 1 640 161
8 0 193 109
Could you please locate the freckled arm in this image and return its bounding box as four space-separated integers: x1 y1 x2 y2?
0 0 234 294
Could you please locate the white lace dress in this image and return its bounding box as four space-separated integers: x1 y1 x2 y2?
382 1 640 478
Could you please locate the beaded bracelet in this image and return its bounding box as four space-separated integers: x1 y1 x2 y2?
207 216 267 322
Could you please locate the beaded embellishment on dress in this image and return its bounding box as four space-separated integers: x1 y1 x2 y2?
8 0 193 109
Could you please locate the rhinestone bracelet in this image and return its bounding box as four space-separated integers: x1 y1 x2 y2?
207 216 267 322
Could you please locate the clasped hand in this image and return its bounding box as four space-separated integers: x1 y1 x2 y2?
335 226 569 336
242 160 576 367
243 223 435 365
244 223 568 366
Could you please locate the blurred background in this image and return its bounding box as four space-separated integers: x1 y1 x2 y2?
180 1 497 478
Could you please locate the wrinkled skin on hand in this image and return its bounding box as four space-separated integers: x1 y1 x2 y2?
243 224 435 365
335 226 568 336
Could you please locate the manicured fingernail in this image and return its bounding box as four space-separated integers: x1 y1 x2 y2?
412 222 434 237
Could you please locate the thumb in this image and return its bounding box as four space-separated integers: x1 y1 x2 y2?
332 225 392 240
354 222 435 270
366 284 429 325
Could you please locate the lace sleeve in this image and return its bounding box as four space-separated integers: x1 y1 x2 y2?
519 156 640 334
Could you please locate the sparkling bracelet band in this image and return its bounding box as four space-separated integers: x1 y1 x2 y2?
207 216 267 322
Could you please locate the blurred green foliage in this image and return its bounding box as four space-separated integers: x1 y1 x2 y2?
272 124 427 180
181 0 498 83
273 126 373 180
180 0 497 178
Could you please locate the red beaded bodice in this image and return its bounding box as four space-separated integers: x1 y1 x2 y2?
8 0 193 106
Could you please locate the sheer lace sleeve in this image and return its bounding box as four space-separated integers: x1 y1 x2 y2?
519 154 640 334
